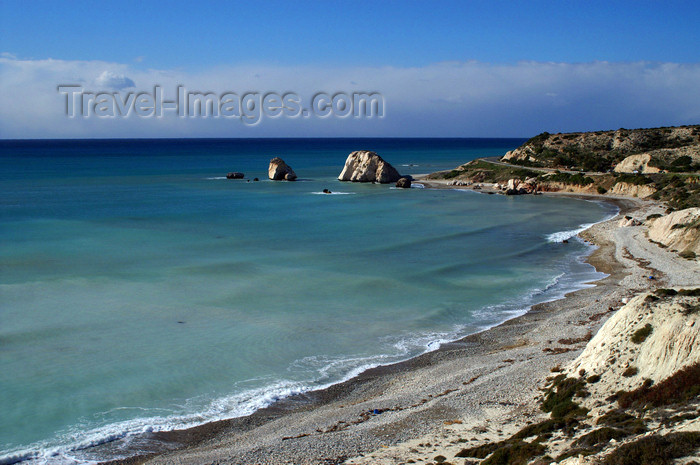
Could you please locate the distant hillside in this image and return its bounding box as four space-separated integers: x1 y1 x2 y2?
502 125 700 173
424 125 700 211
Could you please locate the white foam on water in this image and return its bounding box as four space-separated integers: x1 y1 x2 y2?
545 204 618 243
310 191 355 195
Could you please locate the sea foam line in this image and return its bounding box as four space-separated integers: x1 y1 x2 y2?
545 202 619 243
310 191 355 195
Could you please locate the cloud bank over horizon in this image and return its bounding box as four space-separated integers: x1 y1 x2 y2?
1 55 699 139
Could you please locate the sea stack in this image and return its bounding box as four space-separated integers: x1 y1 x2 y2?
268 157 297 181
338 151 401 183
226 172 245 179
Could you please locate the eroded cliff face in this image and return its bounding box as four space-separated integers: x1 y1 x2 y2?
568 292 700 394
647 207 700 255
609 181 657 198
338 151 401 183
613 153 660 174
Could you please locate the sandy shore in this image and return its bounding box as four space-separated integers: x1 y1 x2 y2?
104 190 698 465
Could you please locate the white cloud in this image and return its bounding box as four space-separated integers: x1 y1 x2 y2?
0 56 699 139
94 71 135 90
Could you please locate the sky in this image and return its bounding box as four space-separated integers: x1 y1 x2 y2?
1 0 699 138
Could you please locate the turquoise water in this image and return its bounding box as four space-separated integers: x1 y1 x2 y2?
0 139 614 464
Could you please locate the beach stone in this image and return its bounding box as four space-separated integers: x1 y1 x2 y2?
226 172 245 179
505 178 536 195
268 157 297 181
338 150 401 183
396 177 412 188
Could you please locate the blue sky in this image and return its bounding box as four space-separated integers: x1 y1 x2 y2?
1 0 699 138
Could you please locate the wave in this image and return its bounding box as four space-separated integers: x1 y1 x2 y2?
205 176 227 180
389 184 424 189
310 191 355 195
545 204 619 243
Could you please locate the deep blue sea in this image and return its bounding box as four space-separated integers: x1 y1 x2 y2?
0 138 615 464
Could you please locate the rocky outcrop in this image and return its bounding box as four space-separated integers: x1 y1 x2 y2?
226 172 245 179
503 177 537 195
610 181 656 198
338 151 401 183
613 153 661 173
268 157 297 181
568 291 700 394
618 216 642 227
396 177 411 188
647 207 700 254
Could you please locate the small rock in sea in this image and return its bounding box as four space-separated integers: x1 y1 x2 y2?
226 172 245 179
323 189 332 194
396 177 412 188
253 178 259 182
563 239 569 243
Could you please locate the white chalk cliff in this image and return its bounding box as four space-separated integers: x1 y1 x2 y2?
647 207 700 254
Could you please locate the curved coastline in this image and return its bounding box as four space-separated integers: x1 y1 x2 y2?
77 194 638 465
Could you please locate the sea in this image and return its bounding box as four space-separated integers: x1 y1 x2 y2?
0 138 616 464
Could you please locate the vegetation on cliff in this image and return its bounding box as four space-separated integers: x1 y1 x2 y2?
503 125 700 173
426 125 700 210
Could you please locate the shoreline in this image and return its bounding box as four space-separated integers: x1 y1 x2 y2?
92 192 656 465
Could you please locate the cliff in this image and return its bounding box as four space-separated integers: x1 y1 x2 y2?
502 125 700 173
647 207 700 257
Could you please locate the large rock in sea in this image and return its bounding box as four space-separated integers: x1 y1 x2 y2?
268 157 297 181
226 172 245 179
338 151 401 183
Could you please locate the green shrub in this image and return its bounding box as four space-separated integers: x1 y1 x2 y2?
574 427 631 448
596 409 647 433
481 440 546 465
616 173 653 185
618 363 700 408
541 376 588 419
597 186 607 194
456 442 500 458
654 288 678 297
542 172 594 185
622 366 639 377
602 432 700 465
